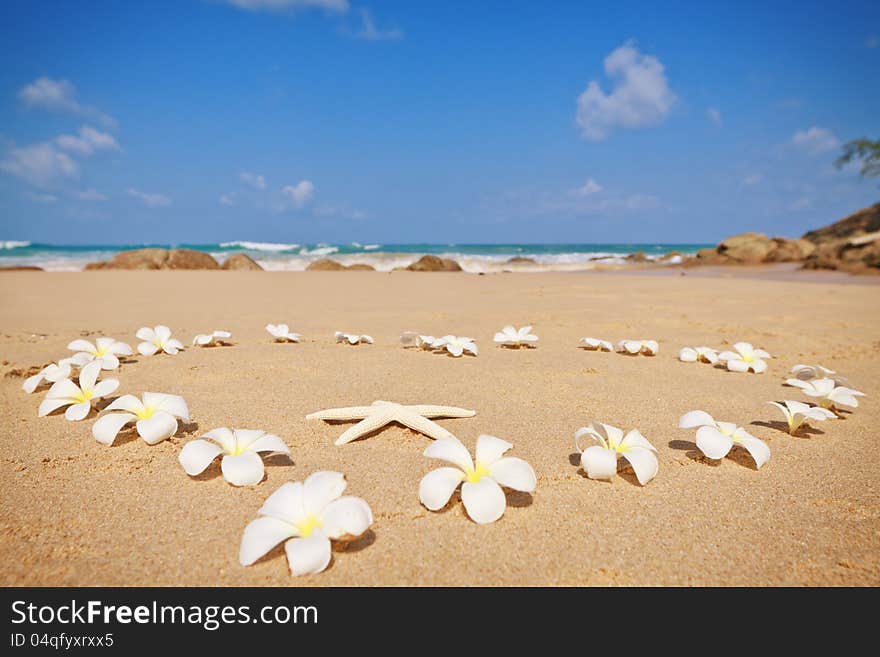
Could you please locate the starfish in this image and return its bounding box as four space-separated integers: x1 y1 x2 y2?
306 400 476 445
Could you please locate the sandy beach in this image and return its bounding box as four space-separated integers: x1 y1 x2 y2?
1 269 878 586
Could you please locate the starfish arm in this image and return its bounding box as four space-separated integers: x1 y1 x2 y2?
306 406 377 420
394 412 459 441
405 405 476 418
335 413 393 445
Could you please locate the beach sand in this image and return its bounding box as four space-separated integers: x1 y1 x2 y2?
1 269 878 586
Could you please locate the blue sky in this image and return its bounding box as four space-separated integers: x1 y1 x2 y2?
0 0 878 245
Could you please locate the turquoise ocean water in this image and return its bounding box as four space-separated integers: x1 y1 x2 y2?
0 241 711 272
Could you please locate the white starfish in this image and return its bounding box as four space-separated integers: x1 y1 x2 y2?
306 400 476 446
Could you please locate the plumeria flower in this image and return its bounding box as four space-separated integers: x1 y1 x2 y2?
578 337 613 351
266 323 303 343
335 331 374 345
22 359 74 394
433 335 478 357
493 325 538 348
789 364 847 385
574 422 658 485
616 339 659 356
678 410 770 469
768 400 836 435
718 342 770 373
37 361 118 421
419 435 536 524
92 392 190 445
401 332 438 350
239 472 373 576
784 378 865 411
68 337 133 370
192 330 232 347
137 325 184 356
179 428 290 486
678 346 719 364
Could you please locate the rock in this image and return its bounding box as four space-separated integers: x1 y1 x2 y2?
345 263 376 271
695 247 729 264
0 266 43 271
306 258 374 271
506 256 537 264
717 232 775 263
803 231 880 274
625 251 649 263
803 203 880 244
405 255 462 272
222 253 263 270
765 238 816 263
88 248 220 270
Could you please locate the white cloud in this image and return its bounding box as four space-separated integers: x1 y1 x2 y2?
281 180 315 208
26 191 58 204
707 107 722 127
791 126 840 155
239 171 266 190
576 41 676 141
220 194 235 205
56 125 120 156
18 77 116 127
570 178 603 197
74 189 108 201
222 0 348 12
742 173 763 186
128 188 171 207
353 9 403 40
0 142 79 187
789 197 812 211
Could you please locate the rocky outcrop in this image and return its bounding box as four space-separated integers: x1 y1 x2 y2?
86 248 220 270
803 231 880 274
506 256 537 264
0 266 43 271
803 203 880 244
404 255 462 272
764 238 815 262
306 258 375 271
695 233 816 265
222 253 263 270
625 251 649 263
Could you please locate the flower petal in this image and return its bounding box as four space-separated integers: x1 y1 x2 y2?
136 327 155 341
302 471 347 516
155 325 172 342
474 434 512 467
259 481 306 525
45 377 80 400
138 342 159 356
67 339 95 353
285 532 332 576
38 397 71 417
620 448 659 485
92 412 136 445
580 445 618 480
98 354 120 370
679 347 698 362
751 359 768 374
105 394 146 415
65 401 92 421
726 359 749 373
221 452 265 486
78 361 101 391
135 411 178 444
461 477 506 524
232 429 267 452
488 457 536 492
91 379 119 399
678 410 716 429
734 433 770 469
246 433 290 454
22 373 43 394
320 496 373 540
202 427 236 452
695 425 734 460
418 467 465 510
145 392 189 420
178 439 224 475
239 517 296 566
423 438 473 472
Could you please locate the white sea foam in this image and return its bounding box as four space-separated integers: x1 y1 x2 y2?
219 241 299 252
299 245 339 256
363 244 381 250
0 241 31 249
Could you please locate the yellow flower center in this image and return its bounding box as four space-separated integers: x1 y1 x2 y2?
74 390 93 403
297 515 323 538
95 347 107 357
742 353 754 363
465 463 490 483
135 406 155 420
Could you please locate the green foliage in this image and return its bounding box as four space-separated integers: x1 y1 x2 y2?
836 138 880 177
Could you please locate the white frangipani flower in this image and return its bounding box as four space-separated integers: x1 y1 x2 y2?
419 435 536 524
768 400 836 435
192 330 232 347
789 364 847 385
718 342 770 373
22 359 74 394
784 378 865 411
433 335 478 357
335 331 374 345
68 337 133 370
37 361 118 421
92 392 190 445
180 428 290 486
493 325 538 348
137 325 184 356
616 339 659 356
678 346 719 364
266 323 302 343
400 331 431 348
239 472 373 576
574 422 658 485
678 410 770 468
578 337 613 352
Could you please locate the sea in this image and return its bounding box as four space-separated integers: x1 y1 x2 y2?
0 241 711 272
